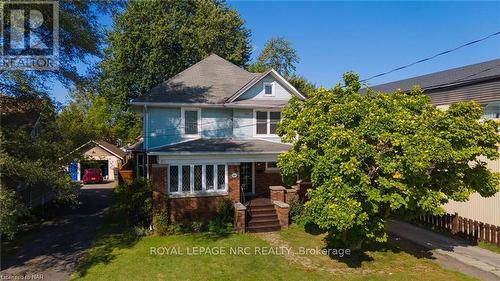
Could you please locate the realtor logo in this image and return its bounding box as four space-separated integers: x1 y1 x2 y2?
1 1 59 70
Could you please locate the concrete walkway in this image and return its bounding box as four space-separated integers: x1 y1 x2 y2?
0 182 115 281
388 219 500 280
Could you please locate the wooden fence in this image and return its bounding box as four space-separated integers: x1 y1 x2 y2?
418 212 500 246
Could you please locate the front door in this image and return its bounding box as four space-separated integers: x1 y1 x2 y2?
240 162 253 194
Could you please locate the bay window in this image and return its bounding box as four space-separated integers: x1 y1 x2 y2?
168 163 228 195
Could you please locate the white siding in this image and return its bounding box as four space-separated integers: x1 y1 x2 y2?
236 73 292 101
444 192 500 225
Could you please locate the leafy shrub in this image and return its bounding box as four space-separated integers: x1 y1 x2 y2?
289 198 312 227
134 226 152 237
153 212 169 235
217 198 234 224
115 179 152 227
167 222 182 235
191 221 203 233
0 188 28 239
208 217 233 234
207 199 235 234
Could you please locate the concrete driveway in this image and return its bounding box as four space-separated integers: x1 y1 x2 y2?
0 182 115 281
388 219 500 281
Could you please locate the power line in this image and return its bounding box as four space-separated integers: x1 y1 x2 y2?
361 31 500 82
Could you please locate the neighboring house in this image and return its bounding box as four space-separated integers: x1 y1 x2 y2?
68 140 126 182
370 58 500 225
129 54 305 229
0 94 42 137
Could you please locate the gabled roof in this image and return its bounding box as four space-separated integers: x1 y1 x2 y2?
130 54 304 106
131 54 259 104
226 69 306 103
73 140 126 160
148 138 291 155
369 58 500 93
95 140 126 159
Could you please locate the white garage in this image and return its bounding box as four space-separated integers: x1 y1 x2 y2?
69 140 126 181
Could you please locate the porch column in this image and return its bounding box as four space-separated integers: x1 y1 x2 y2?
270 186 286 202
228 163 240 202
151 164 168 216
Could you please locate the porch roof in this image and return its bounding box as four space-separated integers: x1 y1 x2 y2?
148 138 291 155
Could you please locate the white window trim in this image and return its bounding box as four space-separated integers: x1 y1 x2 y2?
253 110 281 137
181 107 201 137
265 161 279 173
168 163 228 196
263 82 275 97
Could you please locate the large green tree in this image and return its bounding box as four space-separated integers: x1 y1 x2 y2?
249 37 314 96
248 37 299 77
278 73 500 247
0 1 118 239
100 0 251 111
0 1 118 97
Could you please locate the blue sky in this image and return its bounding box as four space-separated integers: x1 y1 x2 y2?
50 1 500 103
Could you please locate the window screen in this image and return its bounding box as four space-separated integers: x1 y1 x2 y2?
264 84 273 95
269 112 281 134
256 111 268 134
184 110 198 134
169 166 178 193
194 165 202 191
182 165 191 192
217 165 226 190
206 165 214 190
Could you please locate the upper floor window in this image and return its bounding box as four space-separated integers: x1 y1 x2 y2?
182 108 200 136
255 111 281 135
263 82 274 96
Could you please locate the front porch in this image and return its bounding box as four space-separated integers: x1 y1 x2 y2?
147 138 304 232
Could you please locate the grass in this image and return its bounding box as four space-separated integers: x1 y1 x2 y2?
279 224 477 281
72 207 477 281
478 241 500 254
72 209 332 281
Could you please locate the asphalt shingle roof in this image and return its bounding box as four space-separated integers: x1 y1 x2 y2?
149 138 291 154
131 54 260 104
369 59 500 93
95 140 126 159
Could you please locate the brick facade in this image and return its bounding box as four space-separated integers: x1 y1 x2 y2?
151 165 168 216
150 161 290 228
254 162 284 196
168 196 228 224
228 164 240 202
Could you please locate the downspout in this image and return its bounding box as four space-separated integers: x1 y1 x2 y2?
144 105 150 179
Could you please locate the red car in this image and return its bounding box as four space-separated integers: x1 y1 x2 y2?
83 168 103 184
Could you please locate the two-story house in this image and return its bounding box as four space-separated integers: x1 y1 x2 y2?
129 54 305 229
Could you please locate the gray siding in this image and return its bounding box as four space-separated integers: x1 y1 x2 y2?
427 78 500 105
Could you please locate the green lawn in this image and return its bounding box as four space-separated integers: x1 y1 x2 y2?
72 211 476 281
478 241 500 254
279 225 476 280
